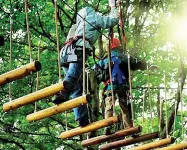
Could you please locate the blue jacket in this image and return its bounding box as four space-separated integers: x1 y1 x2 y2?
99 50 126 85
95 49 147 90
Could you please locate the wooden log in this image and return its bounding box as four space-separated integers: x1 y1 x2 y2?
3 82 64 111
129 137 174 150
26 94 90 122
0 61 41 86
82 126 142 147
100 132 159 150
156 142 187 150
59 115 121 139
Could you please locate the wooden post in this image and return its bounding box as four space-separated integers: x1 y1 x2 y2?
82 126 142 147
0 61 41 86
100 132 159 150
129 137 174 150
26 94 90 122
59 115 121 139
156 142 187 150
3 82 64 111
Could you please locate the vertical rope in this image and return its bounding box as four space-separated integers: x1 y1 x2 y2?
119 0 126 54
127 54 134 126
142 90 146 129
54 0 67 131
179 78 184 141
159 89 162 133
54 0 61 81
82 18 87 138
24 0 32 62
107 42 115 116
86 70 89 94
147 65 153 131
34 37 41 112
65 111 68 131
164 74 168 137
82 18 86 95
173 86 177 137
9 15 13 102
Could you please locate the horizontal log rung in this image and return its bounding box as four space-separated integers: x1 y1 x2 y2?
3 81 65 111
129 137 174 150
82 126 142 147
26 94 90 122
156 142 187 150
100 132 159 150
59 115 121 139
0 61 41 86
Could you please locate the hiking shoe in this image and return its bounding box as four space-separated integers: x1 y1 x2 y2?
78 119 89 127
104 127 112 135
132 133 140 138
52 91 69 105
88 131 96 138
63 80 74 91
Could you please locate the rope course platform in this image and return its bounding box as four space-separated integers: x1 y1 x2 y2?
1 1 186 150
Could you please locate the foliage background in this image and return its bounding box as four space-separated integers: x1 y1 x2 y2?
0 0 187 149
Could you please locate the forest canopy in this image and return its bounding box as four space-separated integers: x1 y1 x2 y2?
0 0 187 150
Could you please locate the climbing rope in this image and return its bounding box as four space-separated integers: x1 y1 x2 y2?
24 0 32 63
119 0 127 53
54 0 61 81
9 15 13 102
159 88 162 133
127 54 134 126
147 64 153 131
82 17 89 140
179 78 184 141
142 90 146 129
172 84 177 137
82 18 86 95
86 69 90 140
34 37 41 113
86 69 90 94
164 74 168 137
107 42 116 116
54 0 67 131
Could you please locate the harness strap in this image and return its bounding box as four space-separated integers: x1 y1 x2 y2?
64 36 91 46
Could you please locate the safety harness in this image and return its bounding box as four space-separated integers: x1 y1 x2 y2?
60 36 92 66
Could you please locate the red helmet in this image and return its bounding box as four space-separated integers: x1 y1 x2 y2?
111 37 121 49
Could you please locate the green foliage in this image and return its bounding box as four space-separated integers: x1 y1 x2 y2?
0 0 187 149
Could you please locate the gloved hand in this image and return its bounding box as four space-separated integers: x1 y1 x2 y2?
109 0 116 7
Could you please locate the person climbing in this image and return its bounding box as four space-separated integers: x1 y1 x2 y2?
53 0 120 127
94 37 158 134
